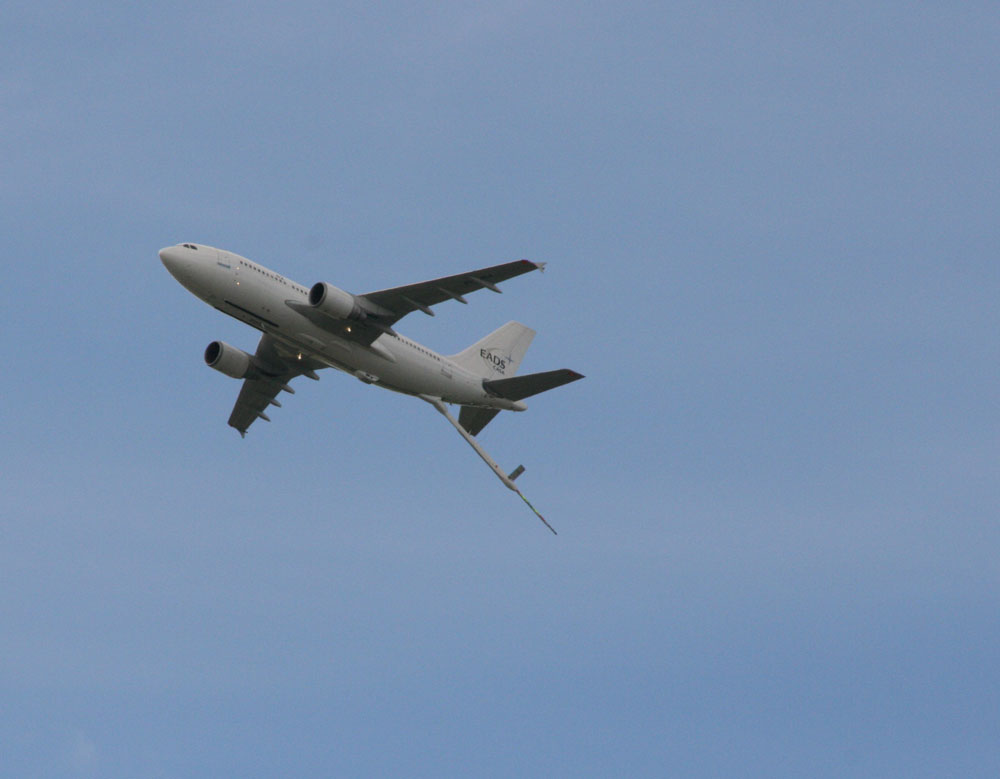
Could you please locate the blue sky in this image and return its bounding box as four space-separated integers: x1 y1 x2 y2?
2 1 998 776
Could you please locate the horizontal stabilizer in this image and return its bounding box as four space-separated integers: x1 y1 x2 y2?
483 369 584 402
459 406 501 436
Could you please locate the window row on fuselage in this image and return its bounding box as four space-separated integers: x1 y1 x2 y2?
237 258 309 296
394 334 444 363
227 259 447 367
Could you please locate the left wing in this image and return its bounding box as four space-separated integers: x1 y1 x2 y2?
357 259 546 327
227 333 325 436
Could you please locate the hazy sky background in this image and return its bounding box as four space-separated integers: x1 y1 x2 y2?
2 2 998 776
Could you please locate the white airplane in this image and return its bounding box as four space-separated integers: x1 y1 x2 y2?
160 243 583 533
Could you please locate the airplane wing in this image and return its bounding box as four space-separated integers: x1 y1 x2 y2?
284 299 389 346
227 333 325 436
357 259 546 327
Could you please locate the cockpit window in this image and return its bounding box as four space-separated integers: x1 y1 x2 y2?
182 243 198 250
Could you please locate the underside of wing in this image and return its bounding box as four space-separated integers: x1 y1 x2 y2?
358 259 546 326
227 333 326 436
284 299 388 345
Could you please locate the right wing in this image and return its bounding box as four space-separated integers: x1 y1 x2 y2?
285 260 546 340
227 333 326 436
358 259 546 327
284 299 388 346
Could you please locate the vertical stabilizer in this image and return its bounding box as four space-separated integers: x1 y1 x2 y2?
449 321 535 380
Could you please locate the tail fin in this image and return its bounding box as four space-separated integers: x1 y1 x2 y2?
449 321 536 380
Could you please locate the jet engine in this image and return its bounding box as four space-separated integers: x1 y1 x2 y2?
204 340 253 379
308 282 366 321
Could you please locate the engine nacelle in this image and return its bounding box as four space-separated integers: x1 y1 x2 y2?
308 282 366 321
204 340 253 379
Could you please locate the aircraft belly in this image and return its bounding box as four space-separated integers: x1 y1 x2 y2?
215 276 487 403
349 346 459 400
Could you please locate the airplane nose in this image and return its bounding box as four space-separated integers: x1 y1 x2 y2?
159 245 187 278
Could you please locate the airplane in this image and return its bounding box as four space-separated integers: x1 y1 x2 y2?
159 243 583 533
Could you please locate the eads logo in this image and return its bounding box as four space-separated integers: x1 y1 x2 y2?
480 347 511 375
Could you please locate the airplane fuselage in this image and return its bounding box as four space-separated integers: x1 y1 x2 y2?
159 243 525 410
